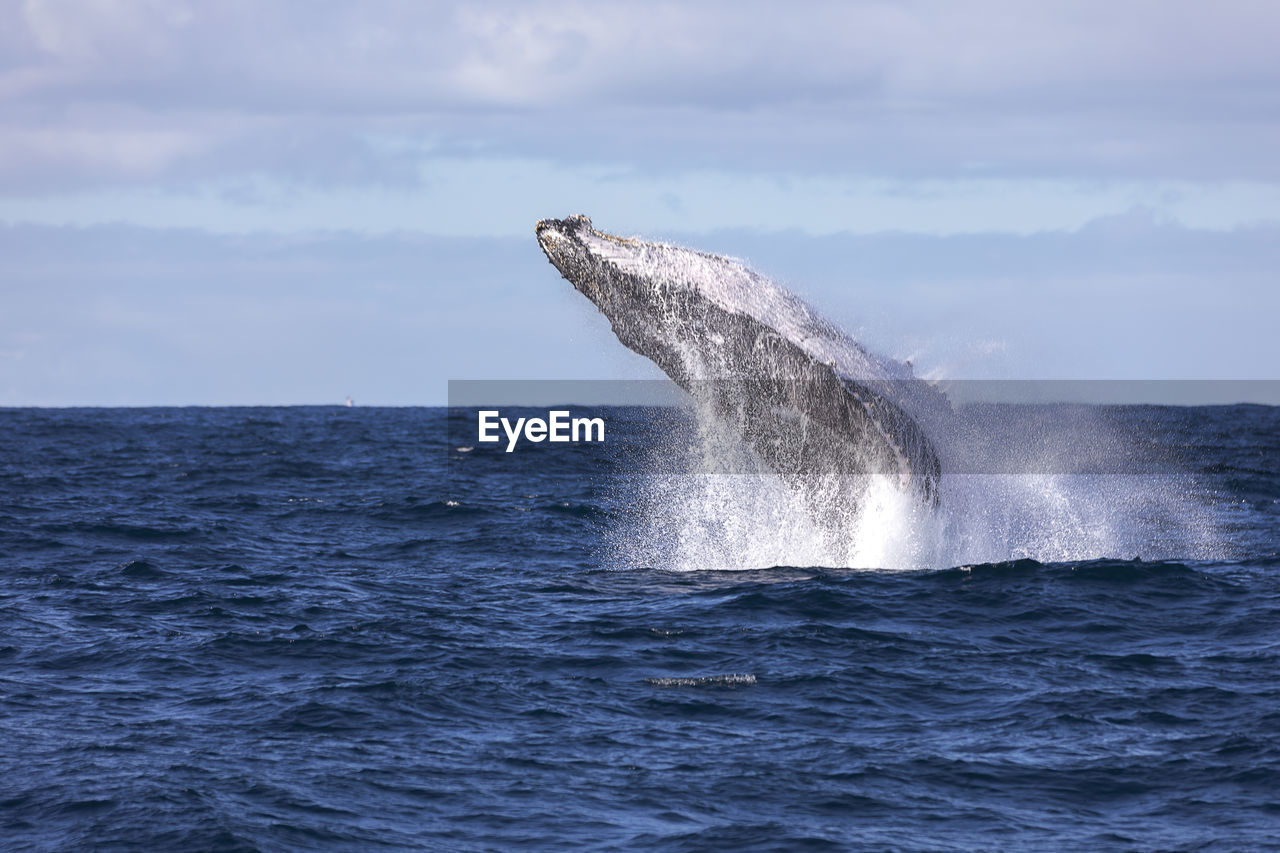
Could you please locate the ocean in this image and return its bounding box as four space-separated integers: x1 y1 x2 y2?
2 404 1278 850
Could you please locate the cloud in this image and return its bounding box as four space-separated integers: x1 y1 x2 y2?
0 124 206 188
2 0 1279 194
12 1 1274 110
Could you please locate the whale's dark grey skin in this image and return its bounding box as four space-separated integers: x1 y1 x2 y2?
536 214 944 505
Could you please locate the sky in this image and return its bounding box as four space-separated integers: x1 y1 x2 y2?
2 0 1278 405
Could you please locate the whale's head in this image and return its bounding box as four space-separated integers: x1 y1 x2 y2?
535 213 787 335
534 211 872 381
535 213 853 380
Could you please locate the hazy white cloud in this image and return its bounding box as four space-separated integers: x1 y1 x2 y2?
1 0 1279 196
0 125 205 186
22 0 194 63
10 0 1267 110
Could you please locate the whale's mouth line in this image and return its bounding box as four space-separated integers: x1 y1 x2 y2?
536 215 641 255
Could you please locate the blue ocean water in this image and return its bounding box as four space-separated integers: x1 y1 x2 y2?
2 405 1279 850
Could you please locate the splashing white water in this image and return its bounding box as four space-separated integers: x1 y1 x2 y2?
602 304 1219 572
565 224 1219 571
611 420 1220 571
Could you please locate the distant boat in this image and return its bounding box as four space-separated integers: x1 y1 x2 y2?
345 396 354 407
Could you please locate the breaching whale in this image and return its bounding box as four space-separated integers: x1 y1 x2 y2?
536 214 944 505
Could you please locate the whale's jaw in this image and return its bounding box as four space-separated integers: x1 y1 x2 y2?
535 215 600 305
535 214 944 507
534 214 588 277
536 214 645 312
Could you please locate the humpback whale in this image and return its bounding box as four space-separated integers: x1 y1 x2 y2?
536 214 945 506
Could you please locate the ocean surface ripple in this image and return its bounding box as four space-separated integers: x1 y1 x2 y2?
1 406 1278 851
